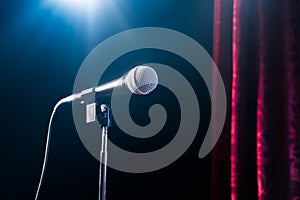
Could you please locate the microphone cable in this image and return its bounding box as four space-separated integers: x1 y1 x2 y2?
35 97 72 200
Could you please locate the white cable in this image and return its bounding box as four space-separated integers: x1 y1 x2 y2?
35 96 74 200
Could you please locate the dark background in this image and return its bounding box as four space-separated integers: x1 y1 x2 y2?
0 0 214 199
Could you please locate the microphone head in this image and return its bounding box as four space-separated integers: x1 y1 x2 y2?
125 66 159 95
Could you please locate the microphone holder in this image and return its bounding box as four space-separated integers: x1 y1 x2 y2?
98 104 111 200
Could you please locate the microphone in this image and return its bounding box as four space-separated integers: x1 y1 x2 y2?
35 66 158 200
60 66 159 104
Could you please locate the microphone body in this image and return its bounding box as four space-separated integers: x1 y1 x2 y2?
60 66 158 104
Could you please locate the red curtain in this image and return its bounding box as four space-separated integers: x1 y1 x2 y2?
212 0 300 199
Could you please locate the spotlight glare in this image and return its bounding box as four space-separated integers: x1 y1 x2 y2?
41 0 119 34
43 0 102 14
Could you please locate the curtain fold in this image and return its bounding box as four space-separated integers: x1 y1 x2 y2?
285 1 300 199
211 0 233 199
212 0 300 199
257 0 290 199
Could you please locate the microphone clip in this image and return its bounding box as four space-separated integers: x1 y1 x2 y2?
97 104 111 128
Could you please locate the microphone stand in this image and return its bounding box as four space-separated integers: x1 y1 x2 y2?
98 104 110 200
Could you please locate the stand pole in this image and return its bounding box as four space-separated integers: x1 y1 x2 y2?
98 104 110 200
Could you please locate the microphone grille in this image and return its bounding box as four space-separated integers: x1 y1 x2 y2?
125 66 159 95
